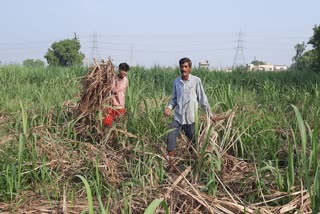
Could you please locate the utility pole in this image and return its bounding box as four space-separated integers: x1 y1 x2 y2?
232 30 246 69
90 32 100 61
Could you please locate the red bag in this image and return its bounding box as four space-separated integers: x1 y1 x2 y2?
103 115 114 127
103 108 126 127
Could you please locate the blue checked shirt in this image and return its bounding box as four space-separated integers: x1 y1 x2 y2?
167 74 213 125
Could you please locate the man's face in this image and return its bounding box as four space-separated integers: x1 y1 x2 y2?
118 70 127 79
180 62 191 78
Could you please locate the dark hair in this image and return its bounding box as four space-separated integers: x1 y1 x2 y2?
179 57 192 67
119 63 130 71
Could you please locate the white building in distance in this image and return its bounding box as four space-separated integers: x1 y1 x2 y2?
247 63 288 72
199 60 210 69
274 65 288 71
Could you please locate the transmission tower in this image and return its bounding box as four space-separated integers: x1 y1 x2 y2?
232 30 246 69
90 32 101 61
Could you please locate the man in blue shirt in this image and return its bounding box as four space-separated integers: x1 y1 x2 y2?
164 57 221 172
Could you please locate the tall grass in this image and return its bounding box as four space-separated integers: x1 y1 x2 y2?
1 65 320 212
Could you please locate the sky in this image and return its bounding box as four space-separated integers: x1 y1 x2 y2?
0 0 319 68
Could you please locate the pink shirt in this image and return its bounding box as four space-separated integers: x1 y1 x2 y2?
112 76 128 108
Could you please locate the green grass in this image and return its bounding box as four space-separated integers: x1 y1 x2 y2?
0 65 320 213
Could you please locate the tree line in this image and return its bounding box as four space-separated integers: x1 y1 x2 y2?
292 25 320 72
18 25 320 72
22 33 84 68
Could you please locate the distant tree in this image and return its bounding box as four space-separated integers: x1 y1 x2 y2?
251 60 265 65
44 35 85 67
291 50 316 71
23 59 45 68
308 25 320 72
292 42 307 70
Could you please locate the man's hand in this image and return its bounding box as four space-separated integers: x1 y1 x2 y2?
164 108 171 117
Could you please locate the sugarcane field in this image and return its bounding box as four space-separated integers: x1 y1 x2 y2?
1 55 320 213
1 1 320 213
